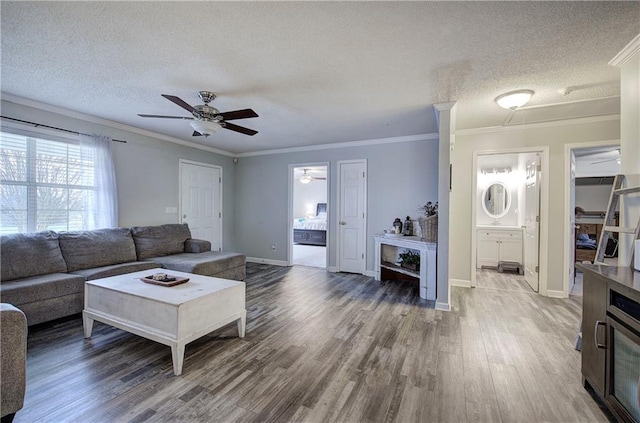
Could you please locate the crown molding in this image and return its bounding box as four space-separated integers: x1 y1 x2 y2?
455 113 620 137
0 93 235 157
235 133 438 158
609 33 640 68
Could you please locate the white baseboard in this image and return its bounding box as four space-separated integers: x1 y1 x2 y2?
450 278 471 288
327 266 338 273
546 289 566 299
435 301 450 311
246 257 289 267
364 269 375 277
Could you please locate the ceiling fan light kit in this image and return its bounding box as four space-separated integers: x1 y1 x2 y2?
190 120 222 137
495 89 534 110
138 90 258 137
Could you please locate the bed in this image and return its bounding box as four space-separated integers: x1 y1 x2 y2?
575 222 602 263
293 203 327 246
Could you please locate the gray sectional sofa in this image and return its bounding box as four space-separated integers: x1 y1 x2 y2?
0 224 246 326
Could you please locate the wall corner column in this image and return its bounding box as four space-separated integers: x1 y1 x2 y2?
434 101 457 311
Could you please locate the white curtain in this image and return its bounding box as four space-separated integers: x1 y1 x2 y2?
79 134 118 229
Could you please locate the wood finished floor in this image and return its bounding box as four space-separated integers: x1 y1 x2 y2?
17 264 609 423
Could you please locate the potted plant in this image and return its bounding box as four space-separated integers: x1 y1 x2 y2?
418 201 438 242
398 249 420 271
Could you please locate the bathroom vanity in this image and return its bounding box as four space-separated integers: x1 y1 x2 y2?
476 226 523 269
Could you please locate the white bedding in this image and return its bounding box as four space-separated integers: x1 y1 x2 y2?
293 215 327 231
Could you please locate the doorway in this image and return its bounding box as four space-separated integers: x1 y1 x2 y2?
179 160 222 251
471 148 549 293
289 164 328 268
563 141 620 297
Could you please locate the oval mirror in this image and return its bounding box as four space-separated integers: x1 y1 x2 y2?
482 182 511 218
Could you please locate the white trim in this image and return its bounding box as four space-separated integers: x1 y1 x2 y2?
336 159 367 275
364 270 375 277
327 266 338 273
450 279 471 288
235 133 438 158
287 161 330 269
471 146 550 296
435 301 451 311
455 114 620 137
562 139 620 298
178 160 223 251
546 290 565 299
1 93 235 157
246 257 289 267
609 33 640 68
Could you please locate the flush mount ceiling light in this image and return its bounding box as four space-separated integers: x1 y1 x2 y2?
495 90 534 110
299 169 313 184
189 120 222 137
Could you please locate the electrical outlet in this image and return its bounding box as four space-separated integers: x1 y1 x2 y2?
271 244 276 251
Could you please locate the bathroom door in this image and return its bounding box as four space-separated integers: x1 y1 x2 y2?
524 156 540 292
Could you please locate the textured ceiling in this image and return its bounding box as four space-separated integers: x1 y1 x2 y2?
1 2 638 154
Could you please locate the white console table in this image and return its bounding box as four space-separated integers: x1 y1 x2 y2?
373 235 437 300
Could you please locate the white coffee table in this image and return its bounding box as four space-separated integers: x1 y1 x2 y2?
83 268 246 375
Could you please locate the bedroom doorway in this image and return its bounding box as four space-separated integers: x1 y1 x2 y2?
289 164 328 268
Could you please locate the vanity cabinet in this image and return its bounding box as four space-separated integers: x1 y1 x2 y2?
476 227 523 268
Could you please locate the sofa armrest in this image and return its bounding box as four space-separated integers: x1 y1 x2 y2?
1 303 27 419
185 239 211 253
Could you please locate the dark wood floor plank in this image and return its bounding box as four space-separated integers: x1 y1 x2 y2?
15 264 608 423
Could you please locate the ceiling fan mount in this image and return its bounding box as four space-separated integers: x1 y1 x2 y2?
138 91 258 137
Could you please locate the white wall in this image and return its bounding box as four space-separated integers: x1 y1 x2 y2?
615 37 640 266
293 173 327 218
235 139 439 269
451 118 620 293
0 100 240 250
575 184 614 213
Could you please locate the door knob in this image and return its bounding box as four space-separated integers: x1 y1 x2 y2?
340 221 347 225
183 214 187 218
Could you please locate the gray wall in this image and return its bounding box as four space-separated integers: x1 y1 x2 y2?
293 174 327 218
1 100 239 250
235 139 439 271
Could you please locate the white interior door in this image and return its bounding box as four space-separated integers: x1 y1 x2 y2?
524 156 540 292
180 161 222 251
337 160 366 274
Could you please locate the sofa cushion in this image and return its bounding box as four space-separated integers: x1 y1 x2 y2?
0 231 67 282
69 261 159 281
58 228 138 272
131 224 192 259
144 251 246 278
0 273 85 306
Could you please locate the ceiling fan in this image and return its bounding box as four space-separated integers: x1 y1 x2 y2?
299 169 327 184
138 91 258 137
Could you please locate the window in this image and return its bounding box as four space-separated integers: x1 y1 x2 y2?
1 131 99 234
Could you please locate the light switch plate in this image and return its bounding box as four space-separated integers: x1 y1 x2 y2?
165 207 178 214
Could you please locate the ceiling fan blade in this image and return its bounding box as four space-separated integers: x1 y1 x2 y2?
192 131 203 137
161 94 197 114
138 114 194 119
313 177 327 180
218 109 259 121
223 122 258 136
